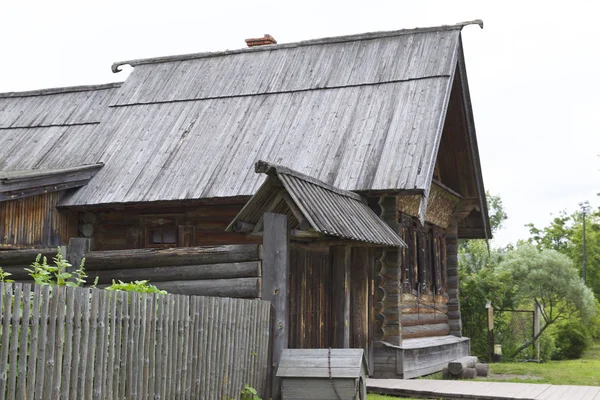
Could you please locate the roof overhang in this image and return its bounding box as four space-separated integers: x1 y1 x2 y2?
0 163 104 202
455 39 491 239
227 161 406 247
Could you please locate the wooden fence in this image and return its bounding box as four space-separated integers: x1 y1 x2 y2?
0 282 271 400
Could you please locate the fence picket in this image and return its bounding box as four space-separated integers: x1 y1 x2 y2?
34 285 51 400
0 283 12 397
16 284 31 399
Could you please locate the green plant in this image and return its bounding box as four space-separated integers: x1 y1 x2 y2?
25 247 93 287
240 385 261 400
0 266 15 283
553 319 591 360
106 280 166 294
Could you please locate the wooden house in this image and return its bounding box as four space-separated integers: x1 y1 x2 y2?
0 21 490 383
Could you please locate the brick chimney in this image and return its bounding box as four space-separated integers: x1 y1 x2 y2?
245 34 277 47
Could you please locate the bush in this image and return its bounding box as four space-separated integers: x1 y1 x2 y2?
552 320 591 360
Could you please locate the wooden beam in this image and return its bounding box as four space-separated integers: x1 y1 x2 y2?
262 212 290 400
252 190 285 235
331 246 351 348
233 221 255 233
282 194 311 230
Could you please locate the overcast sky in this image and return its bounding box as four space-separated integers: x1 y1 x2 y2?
1 0 598 246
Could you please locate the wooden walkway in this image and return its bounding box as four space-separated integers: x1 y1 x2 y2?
368 378 600 399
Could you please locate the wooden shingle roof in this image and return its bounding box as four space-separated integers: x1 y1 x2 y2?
61 22 482 206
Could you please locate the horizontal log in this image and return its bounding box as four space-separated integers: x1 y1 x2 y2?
448 356 478 375
402 328 449 340
402 323 450 337
460 367 477 379
402 313 448 322
401 305 448 314
401 316 449 327
87 261 260 284
0 266 32 281
475 363 489 377
153 278 260 298
85 244 261 270
0 248 58 265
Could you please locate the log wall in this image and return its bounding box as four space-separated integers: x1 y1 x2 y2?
0 191 77 249
84 202 258 251
0 245 263 299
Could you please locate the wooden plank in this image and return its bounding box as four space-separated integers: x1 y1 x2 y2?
262 212 290 400
331 246 351 348
77 288 91 399
51 287 67 399
92 290 108 400
41 285 58 399
0 283 10 398
27 284 41 399
7 283 22 400
103 291 117 400
16 284 31 400
60 287 75 399
85 289 100 400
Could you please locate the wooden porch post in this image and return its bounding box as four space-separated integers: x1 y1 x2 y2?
331 246 351 348
446 220 462 337
262 212 290 400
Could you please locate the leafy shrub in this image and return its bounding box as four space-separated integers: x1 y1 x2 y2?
0 266 14 283
106 280 166 294
240 385 261 400
25 247 93 287
552 320 591 360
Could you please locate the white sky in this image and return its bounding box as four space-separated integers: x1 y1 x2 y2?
1 0 599 246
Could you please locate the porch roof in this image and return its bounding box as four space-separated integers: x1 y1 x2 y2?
227 161 406 247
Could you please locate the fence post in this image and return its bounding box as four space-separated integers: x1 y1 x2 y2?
262 213 290 400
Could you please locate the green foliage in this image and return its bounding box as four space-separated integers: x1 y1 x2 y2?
459 245 516 359
24 247 93 288
527 203 600 300
240 385 261 400
487 192 508 233
552 319 592 360
106 280 166 294
0 266 15 283
499 244 596 322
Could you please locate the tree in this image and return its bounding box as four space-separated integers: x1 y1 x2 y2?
459 192 513 358
527 201 600 299
498 243 596 358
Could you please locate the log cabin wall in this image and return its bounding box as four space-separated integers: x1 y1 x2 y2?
0 191 77 249
79 202 259 251
0 243 264 298
398 213 450 339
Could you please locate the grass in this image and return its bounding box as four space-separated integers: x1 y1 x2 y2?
368 395 425 400
487 340 600 385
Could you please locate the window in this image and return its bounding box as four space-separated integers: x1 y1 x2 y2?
149 225 177 245
400 215 447 296
144 217 178 248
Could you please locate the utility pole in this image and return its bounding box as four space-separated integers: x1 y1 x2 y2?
580 201 590 284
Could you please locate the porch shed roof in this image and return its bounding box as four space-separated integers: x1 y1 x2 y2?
227 161 406 247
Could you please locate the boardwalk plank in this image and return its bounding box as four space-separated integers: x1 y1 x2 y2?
366 379 600 400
